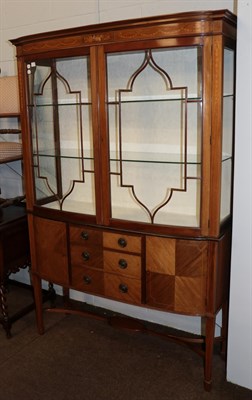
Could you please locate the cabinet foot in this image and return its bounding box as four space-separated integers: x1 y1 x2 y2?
204 380 212 392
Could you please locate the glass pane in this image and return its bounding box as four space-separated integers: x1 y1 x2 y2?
221 48 235 221
27 56 95 215
107 47 202 227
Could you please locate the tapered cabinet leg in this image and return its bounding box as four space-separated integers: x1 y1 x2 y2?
220 302 228 359
204 316 216 391
63 287 70 308
32 274 44 334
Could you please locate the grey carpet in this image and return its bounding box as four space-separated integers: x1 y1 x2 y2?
0 283 251 400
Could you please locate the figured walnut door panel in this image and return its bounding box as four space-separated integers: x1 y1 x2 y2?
146 273 175 309
33 217 69 285
175 240 208 314
146 237 208 315
146 237 176 275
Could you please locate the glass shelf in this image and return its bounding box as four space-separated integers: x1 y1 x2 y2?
222 153 232 162
33 149 94 159
111 151 201 165
34 149 232 165
28 94 203 107
33 149 203 165
28 101 92 107
108 94 202 104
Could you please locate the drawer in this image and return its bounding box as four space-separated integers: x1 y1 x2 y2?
70 244 103 268
71 266 104 295
104 273 142 305
70 225 102 246
104 250 141 279
103 232 142 254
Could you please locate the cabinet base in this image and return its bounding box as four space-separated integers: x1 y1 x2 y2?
45 301 225 392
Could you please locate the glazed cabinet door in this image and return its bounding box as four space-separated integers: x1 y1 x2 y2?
103 41 204 231
26 53 97 217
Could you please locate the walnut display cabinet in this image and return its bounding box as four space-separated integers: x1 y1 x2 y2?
11 9 236 390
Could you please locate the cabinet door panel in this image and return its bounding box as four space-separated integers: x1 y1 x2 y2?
146 272 175 309
174 276 206 314
175 240 207 314
146 236 176 274
146 236 207 315
106 47 202 228
176 240 208 277
33 217 68 285
27 56 96 216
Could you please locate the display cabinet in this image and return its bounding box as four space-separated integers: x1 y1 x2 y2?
11 9 236 390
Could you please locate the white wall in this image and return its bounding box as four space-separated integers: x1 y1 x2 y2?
2 0 252 391
227 0 252 391
0 0 236 77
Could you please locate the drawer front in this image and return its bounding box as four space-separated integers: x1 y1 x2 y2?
103 232 141 253
104 273 142 305
70 225 102 246
71 266 104 295
71 244 103 268
104 250 141 279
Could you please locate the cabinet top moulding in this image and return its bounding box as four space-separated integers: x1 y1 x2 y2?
10 9 236 57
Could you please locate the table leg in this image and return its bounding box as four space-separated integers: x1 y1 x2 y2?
0 280 11 338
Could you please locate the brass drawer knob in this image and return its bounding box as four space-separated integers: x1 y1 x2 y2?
81 251 90 261
83 275 92 285
118 258 128 269
81 231 89 240
119 283 128 293
118 237 127 248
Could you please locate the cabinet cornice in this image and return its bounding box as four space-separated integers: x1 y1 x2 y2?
10 9 236 57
